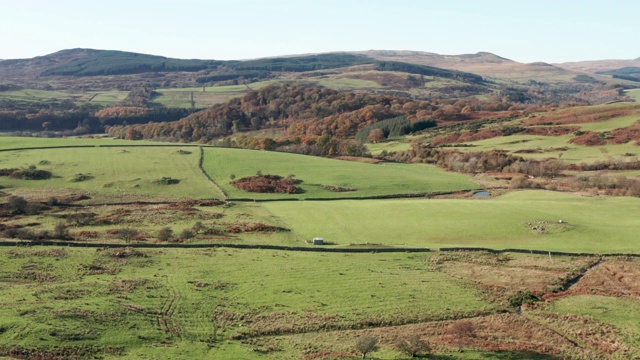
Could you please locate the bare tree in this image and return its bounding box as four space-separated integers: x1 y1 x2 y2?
396 334 430 358
355 335 378 359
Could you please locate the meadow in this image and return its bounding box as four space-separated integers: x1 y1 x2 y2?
0 247 494 359
0 145 219 200
0 89 128 106
262 190 640 252
201 147 480 199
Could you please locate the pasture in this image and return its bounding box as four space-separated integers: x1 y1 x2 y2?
0 146 219 200
150 81 276 108
0 247 493 359
262 190 640 252
201 147 480 199
455 134 639 163
0 88 128 106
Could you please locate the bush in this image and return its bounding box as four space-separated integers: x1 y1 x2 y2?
230 174 300 194
179 229 195 240
157 227 174 242
9 166 52 180
154 177 180 185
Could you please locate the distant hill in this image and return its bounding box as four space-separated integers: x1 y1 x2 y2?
596 66 640 82
40 50 229 76
354 50 578 81
556 59 640 73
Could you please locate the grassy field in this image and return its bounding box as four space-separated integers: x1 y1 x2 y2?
455 134 639 163
150 81 276 108
201 147 480 199
262 190 640 252
544 295 640 349
0 89 128 106
366 140 412 155
313 77 382 90
0 135 170 149
625 88 640 101
0 247 492 359
0 146 220 200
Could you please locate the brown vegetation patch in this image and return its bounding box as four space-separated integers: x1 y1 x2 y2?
524 104 640 126
262 313 601 358
225 222 289 234
432 128 504 146
527 312 633 357
430 252 597 303
607 123 640 144
522 126 579 136
550 260 640 298
569 131 606 146
231 175 300 194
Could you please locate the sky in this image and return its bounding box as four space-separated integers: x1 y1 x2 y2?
1 0 638 63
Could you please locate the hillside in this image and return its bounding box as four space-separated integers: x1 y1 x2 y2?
556 58 640 73
356 50 582 81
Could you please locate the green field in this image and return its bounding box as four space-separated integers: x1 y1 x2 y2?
150 81 276 108
263 190 640 252
313 77 382 90
625 88 640 101
0 146 219 200
0 247 491 359
0 89 128 106
201 147 480 199
0 135 166 149
544 295 640 349
366 140 412 155
456 134 639 163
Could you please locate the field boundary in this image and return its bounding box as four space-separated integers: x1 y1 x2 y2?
197 146 228 198
0 240 432 253
2 241 640 256
227 190 469 202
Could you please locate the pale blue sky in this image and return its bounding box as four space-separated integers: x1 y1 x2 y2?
1 0 638 63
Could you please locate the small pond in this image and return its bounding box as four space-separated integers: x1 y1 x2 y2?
472 191 491 198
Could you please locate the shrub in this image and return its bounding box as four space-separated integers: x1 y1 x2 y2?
230 174 300 194
179 229 195 240
157 227 174 242
154 177 179 185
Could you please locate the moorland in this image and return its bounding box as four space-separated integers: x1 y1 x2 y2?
1 48 640 359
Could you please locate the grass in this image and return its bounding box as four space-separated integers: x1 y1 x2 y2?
201 147 480 199
366 140 412 155
625 88 640 101
0 247 491 359
0 146 220 200
544 295 640 348
578 115 639 132
0 135 174 150
150 81 277 108
455 134 640 163
262 190 640 252
313 77 382 90
0 89 128 106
